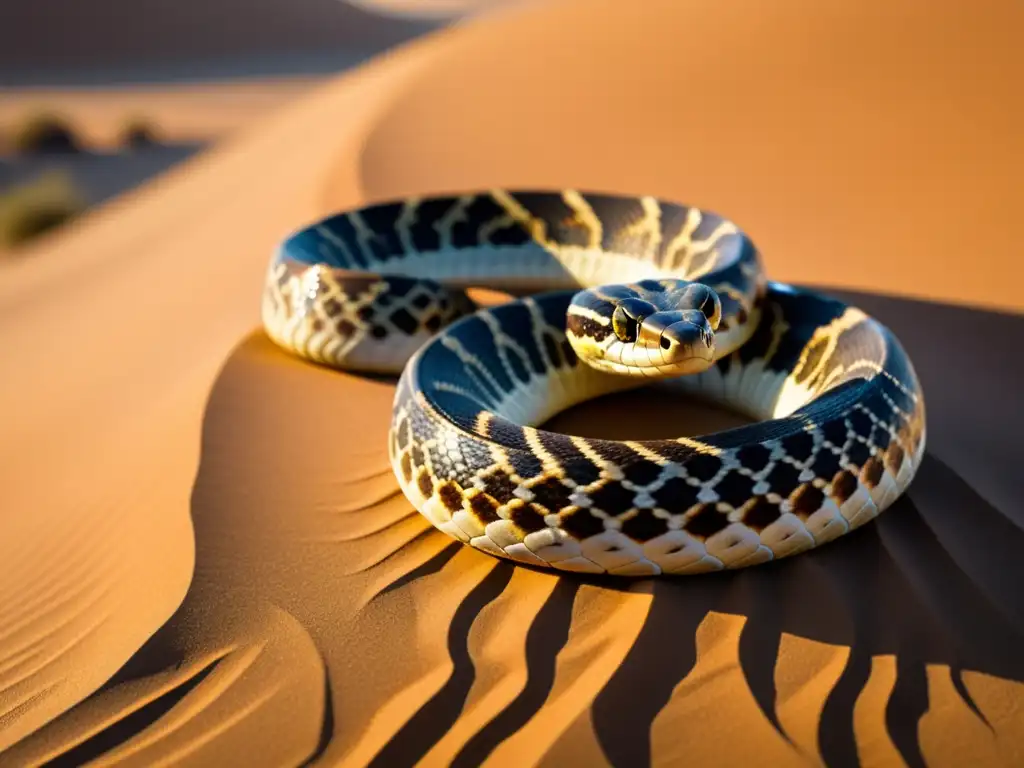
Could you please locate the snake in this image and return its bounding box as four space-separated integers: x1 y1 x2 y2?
261 189 926 577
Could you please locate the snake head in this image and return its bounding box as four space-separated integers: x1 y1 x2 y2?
567 279 722 377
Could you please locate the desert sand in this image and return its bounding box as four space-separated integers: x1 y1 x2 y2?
1 0 1022 765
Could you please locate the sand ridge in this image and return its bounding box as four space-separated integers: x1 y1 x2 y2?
1 0 1023 765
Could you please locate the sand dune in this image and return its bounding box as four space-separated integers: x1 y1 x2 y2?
1 0 1022 765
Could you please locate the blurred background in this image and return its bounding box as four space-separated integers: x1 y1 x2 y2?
0 0 517 252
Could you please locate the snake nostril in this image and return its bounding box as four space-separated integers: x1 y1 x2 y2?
661 336 672 350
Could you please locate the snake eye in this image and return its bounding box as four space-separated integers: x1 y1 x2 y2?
612 298 655 342
612 306 639 342
682 284 722 330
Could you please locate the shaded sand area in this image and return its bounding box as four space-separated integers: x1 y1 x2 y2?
1 0 1022 765
0 79 325 149
0 0 434 87
0 80 326 216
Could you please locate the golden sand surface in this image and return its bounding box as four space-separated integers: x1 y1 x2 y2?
1 0 1021 765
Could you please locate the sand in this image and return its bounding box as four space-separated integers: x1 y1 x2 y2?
1 0 1022 765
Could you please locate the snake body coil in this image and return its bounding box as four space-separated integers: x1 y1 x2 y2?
262 190 925 577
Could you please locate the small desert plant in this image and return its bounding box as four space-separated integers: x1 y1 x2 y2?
9 111 81 155
0 170 86 248
119 116 159 149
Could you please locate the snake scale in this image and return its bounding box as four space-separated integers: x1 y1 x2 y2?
262 190 926 577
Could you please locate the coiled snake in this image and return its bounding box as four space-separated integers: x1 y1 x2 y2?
262 190 926 577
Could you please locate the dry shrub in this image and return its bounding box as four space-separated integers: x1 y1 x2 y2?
0 170 86 248
9 111 81 154
119 116 159 149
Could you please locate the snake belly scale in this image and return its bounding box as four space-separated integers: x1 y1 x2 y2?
262 189 926 577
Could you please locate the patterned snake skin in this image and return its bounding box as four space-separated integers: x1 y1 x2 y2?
262 190 926 577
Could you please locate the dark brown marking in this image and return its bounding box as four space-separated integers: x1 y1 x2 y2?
622 460 663 486
651 476 701 512
885 442 905 474
620 509 669 542
830 470 859 504
417 470 434 498
322 298 342 317
479 469 516 503
542 334 561 367
389 308 419 335
438 481 464 513
685 453 723 483
508 500 547 533
411 444 425 467
742 497 781 530
586 481 637 514
561 339 578 367
713 470 757 508
559 507 606 539
527 476 575 513
395 420 411 450
566 312 613 343
424 314 443 333
683 504 729 538
468 492 501 524
336 319 356 336
781 432 815 462
371 325 388 339
400 453 413 483
736 444 772 472
790 484 825 517
861 457 885 488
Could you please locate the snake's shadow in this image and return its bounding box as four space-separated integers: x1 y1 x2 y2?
384 445 1024 768
20 289 1020 768
578 452 1024 768
421 288 1024 768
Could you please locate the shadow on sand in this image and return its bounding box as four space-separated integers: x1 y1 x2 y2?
18 286 1024 768
361 287 1024 768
